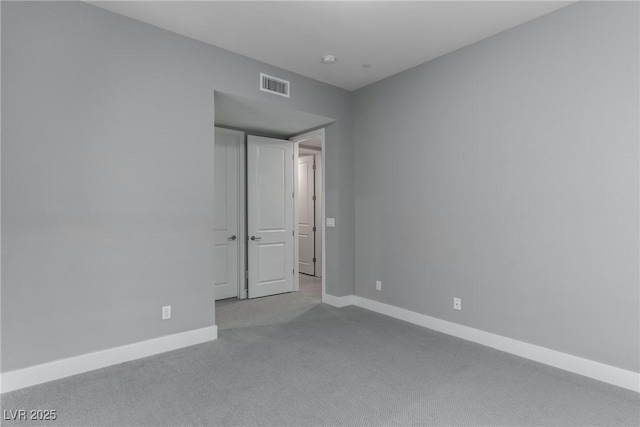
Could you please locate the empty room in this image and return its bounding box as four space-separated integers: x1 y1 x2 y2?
1 1 639 426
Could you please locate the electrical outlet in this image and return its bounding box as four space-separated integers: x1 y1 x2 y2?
375 280 382 291
453 298 461 311
162 305 171 320
326 217 336 228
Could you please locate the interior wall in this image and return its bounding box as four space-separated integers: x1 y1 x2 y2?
353 1 639 372
1 1 353 372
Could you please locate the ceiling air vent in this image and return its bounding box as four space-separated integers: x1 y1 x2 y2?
260 73 290 98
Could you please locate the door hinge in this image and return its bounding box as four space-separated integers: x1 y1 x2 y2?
313 164 316 170
293 269 295 275
313 257 316 263
292 231 295 236
312 226 316 232
312 195 316 201
292 192 295 198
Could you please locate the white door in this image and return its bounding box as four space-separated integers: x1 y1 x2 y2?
298 155 315 275
247 136 295 298
214 129 241 300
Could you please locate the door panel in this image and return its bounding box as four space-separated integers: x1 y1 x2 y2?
257 147 286 230
214 129 241 300
298 155 315 275
248 136 294 298
258 243 286 282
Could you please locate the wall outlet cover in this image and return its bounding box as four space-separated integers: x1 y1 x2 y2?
375 280 382 291
326 218 336 227
162 305 172 320
453 298 461 311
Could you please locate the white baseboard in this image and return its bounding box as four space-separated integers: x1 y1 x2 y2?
351 296 639 393
322 293 354 308
0 325 218 394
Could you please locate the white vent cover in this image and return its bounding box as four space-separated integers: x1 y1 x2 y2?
260 73 290 98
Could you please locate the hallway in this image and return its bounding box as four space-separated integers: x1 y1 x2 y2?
298 274 321 301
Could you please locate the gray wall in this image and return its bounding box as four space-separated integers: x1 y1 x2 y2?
353 1 639 372
1 1 353 372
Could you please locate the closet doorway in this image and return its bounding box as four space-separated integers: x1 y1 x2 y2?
213 125 326 303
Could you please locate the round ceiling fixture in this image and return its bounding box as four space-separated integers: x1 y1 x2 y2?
322 55 336 65
362 64 372 68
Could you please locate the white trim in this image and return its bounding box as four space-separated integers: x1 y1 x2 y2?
298 145 321 153
322 293 354 308
351 296 639 393
238 133 247 299
0 325 217 394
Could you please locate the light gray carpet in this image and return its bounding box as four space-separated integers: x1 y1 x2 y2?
299 274 322 300
2 295 638 426
216 291 320 330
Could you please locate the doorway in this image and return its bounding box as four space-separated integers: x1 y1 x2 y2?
213 127 326 302
293 130 324 301
212 92 332 330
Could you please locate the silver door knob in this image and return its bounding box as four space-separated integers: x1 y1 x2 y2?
250 236 262 241
227 235 237 241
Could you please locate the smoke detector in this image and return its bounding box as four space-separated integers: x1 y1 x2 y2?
322 55 336 65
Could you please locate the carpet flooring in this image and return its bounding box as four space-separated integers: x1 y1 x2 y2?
1 294 638 426
216 291 320 330
298 274 322 300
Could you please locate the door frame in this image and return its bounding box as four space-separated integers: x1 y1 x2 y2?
214 127 247 299
291 128 325 300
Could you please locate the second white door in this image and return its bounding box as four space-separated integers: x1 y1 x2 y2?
298 155 315 275
247 135 295 298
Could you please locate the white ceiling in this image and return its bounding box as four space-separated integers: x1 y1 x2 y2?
215 91 334 136
91 1 573 91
